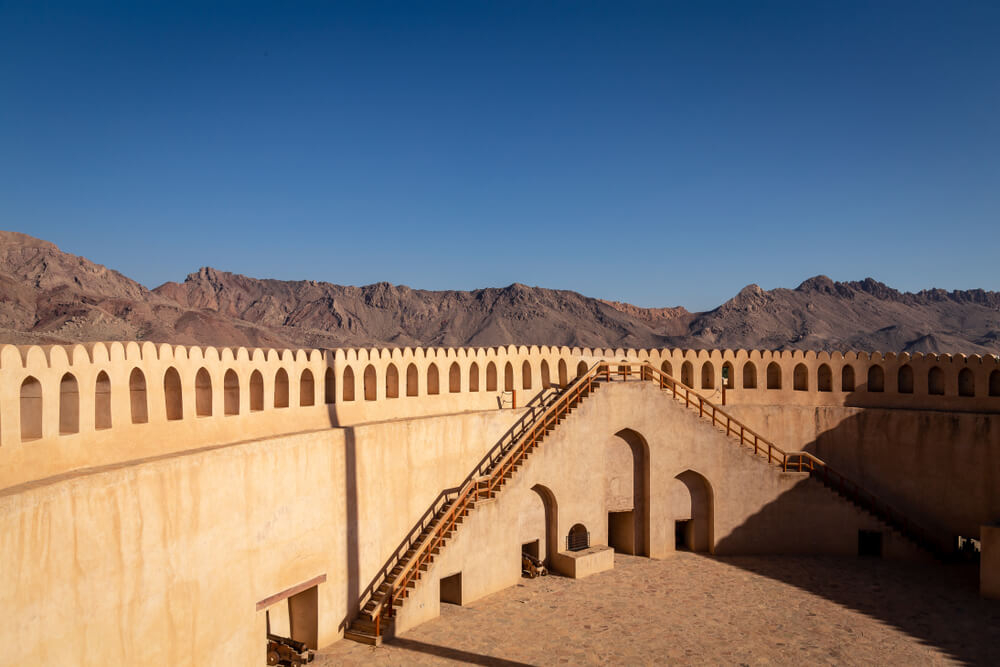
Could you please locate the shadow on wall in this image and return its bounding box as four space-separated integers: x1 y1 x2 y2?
802 383 1000 542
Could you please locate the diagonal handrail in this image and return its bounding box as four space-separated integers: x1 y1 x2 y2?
361 360 948 634
367 362 607 625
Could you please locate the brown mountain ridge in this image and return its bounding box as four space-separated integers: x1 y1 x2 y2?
2 231 997 354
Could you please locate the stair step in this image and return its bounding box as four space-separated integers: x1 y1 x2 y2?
344 629 382 646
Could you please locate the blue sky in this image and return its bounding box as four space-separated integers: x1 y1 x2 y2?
1 1 998 310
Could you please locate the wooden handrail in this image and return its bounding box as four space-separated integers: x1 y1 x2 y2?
363 360 947 630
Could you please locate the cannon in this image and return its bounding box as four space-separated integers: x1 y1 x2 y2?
521 551 548 578
266 633 314 666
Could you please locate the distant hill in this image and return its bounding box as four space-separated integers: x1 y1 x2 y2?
1 231 998 354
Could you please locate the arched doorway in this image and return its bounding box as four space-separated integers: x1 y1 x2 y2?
672 470 714 553
528 484 559 569
605 428 651 557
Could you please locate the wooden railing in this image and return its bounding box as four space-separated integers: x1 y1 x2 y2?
361 360 947 634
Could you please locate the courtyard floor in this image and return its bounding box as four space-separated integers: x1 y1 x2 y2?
316 552 999 666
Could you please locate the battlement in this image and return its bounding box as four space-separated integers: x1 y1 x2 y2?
2 341 998 491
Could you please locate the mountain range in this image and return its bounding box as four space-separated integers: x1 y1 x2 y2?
2 231 998 354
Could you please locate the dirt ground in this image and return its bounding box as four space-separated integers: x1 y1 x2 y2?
316 552 999 666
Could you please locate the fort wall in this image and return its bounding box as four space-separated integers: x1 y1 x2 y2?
3 342 999 492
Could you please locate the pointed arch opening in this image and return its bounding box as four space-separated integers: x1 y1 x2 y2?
722 362 734 389
386 364 399 398
486 362 497 391
449 362 461 393
274 368 289 408
20 376 43 441
364 364 377 401
164 367 183 421
505 362 514 392
129 368 148 424
867 365 884 393
95 371 112 430
742 362 757 389
250 370 264 411
576 360 588 378
661 360 673 377
606 428 651 557
406 363 418 397
195 368 212 417
897 365 914 394
990 370 1000 397
522 360 532 390
818 364 832 392
700 362 714 390
928 367 944 395
558 359 568 386
530 484 559 569
958 368 975 397
673 470 714 553
793 363 808 391
324 367 335 404
842 365 856 392
58 372 80 434
766 362 781 390
427 363 440 395
300 369 315 406
342 366 356 402
224 370 240 415
681 361 694 388
468 362 480 392
540 360 551 389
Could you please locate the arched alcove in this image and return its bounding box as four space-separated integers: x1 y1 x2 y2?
576 360 588 377
20 376 42 441
793 363 808 391
274 368 289 408
406 363 418 397
195 368 212 417
722 362 734 389
486 362 498 391
522 360 532 390
468 362 480 392
95 371 112 430
364 364 377 401
386 364 399 399
701 362 714 390
817 364 832 392
766 362 781 390
897 365 914 394
958 368 975 397
59 372 80 434
530 484 559 568
661 360 673 377
928 367 944 395
681 361 694 388
742 362 757 389
673 470 714 553
990 370 1000 397
324 367 335 404
164 367 183 421
224 369 240 415
842 365 856 392
558 359 568 386
427 363 440 395
867 365 884 393
540 360 551 389
250 370 264 410
606 428 651 557
300 369 315 406
504 362 514 392
449 362 461 393
129 368 148 424
342 367 356 402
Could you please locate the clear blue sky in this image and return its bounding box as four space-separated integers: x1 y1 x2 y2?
2 1 998 310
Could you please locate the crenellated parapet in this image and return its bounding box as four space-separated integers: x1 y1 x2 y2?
2 341 998 491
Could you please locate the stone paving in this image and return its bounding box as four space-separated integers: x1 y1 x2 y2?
316 553 1000 666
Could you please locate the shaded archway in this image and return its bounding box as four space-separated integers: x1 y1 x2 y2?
606 428 651 557
540 360 551 389
818 364 832 392
673 470 714 553
766 362 781 390
700 362 714 390
274 369 290 408
195 368 212 417
300 369 315 406
164 367 183 421
898 365 914 394
842 365 856 392
468 362 479 392
504 362 514 392
486 362 497 391
661 360 673 377
449 362 461 393
427 363 440 395
793 363 808 391
406 363 418 397
867 365 884 393
386 364 399 399
558 359 568 386
742 362 757 389
928 367 944 395
20 376 42 441
990 370 1000 397
250 370 264 410
59 372 80 434
224 369 240 415
522 360 532 390
95 371 112 430
530 484 559 569
722 362 734 389
364 364 377 401
576 360 588 377
129 368 148 424
324 367 335 404
342 367 356 402
959 368 975 397
681 361 694 388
